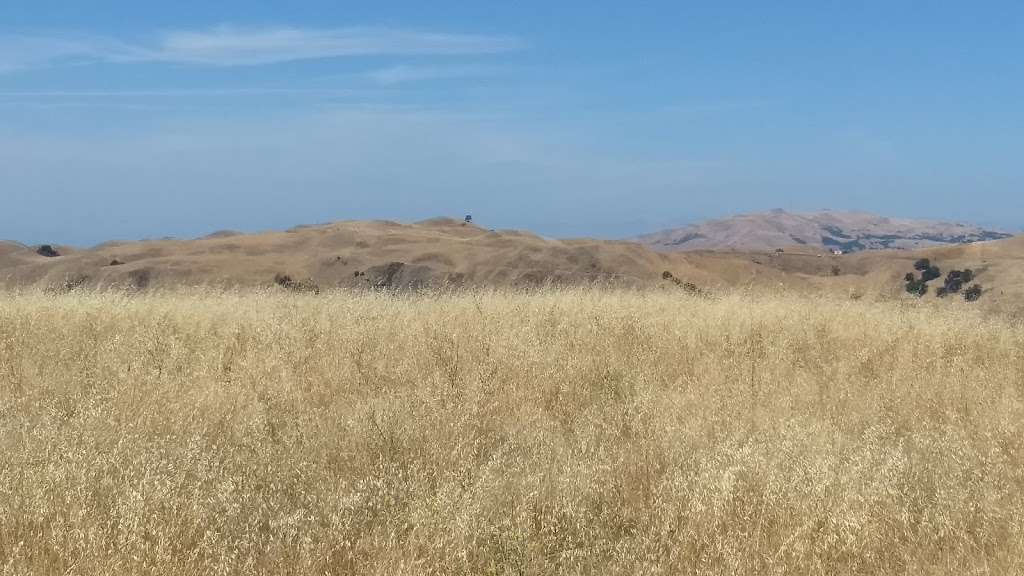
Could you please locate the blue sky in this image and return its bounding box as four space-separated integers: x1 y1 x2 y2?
1 1 1022 245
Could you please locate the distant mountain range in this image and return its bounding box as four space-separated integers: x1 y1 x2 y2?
635 210 1013 252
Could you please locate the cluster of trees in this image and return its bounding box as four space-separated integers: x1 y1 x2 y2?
904 258 982 301
904 273 928 297
935 268 975 297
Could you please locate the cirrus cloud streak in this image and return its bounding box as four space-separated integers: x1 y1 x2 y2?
0 26 524 71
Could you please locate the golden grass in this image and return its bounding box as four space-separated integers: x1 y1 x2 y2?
1 289 1023 575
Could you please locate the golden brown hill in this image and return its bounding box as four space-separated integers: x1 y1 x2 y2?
1 219 1019 312
0 219 688 291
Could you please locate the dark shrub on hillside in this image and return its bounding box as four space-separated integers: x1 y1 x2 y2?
913 258 931 271
661 270 706 296
961 269 975 283
37 245 60 258
921 266 941 282
936 286 948 297
905 278 928 297
944 277 963 294
964 284 983 302
274 273 320 294
108 259 124 266
681 282 705 296
831 266 841 276
904 272 915 282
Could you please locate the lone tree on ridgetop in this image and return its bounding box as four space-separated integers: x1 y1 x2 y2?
36 245 60 258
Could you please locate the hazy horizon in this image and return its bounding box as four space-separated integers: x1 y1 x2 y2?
2 207 1021 250
3 2 1023 246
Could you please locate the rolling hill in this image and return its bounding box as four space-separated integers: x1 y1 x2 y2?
1 216 1021 312
0 218 686 291
0 217 855 293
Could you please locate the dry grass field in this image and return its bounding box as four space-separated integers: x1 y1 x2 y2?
2 288 1023 575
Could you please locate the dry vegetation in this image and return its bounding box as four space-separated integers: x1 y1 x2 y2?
2 288 1024 575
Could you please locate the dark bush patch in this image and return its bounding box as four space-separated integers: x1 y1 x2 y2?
108 259 124 266
921 266 941 282
274 273 320 294
680 282 705 296
662 271 707 296
904 272 916 282
964 284 983 302
37 245 60 258
961 269 974 283
831 266 841 276
913 258 931 271
905 278 928 297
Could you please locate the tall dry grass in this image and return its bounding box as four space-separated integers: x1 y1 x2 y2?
1 288 1023 575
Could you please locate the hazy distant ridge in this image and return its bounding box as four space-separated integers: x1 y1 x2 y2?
636 210 1012 252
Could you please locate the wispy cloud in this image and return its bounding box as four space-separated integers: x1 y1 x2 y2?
366 64 497 85
160 27 521 65
0 26 523 71
0 87 361 111
0 34 148 72
0 88 358 98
